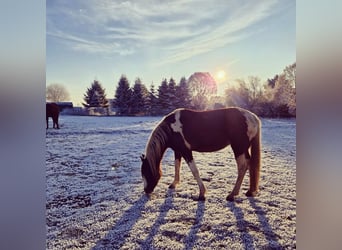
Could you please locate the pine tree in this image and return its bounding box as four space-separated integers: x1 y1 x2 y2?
167 77 177 111
146 83 158 116
83 80 109 108
157 79 170 115
131 78 148 115
176 77 191 108
113 75 132 115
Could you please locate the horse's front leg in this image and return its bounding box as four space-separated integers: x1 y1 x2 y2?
227 154 249 201
187 159 206 201
169 151 182 189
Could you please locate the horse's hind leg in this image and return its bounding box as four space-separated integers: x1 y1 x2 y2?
169 151 182 189
53 116 60 129
227 154 249 201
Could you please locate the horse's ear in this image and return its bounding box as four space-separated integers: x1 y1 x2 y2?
140 154 146 161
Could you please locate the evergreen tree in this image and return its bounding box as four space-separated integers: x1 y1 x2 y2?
146 83 158 116
83 80 109 108
157 79 170 115
167 77 177 111
113 75 132 115
157 79 169 115
176 77 191 108
131 78 148 115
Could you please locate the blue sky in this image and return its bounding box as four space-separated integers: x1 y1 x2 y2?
46 0 295 106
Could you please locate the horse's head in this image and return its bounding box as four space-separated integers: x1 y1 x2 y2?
140 154 161 194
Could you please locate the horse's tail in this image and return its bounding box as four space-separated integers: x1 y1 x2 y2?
249 120 261 194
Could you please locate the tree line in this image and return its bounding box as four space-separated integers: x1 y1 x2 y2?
225 62 296 117
47 62 296 118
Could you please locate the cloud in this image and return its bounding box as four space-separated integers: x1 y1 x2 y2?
47 0 281 63
47 29 135 56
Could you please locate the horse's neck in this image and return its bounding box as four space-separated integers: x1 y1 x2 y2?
146 136 168 169
146 123 170 170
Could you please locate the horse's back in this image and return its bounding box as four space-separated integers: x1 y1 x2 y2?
167 108 253 152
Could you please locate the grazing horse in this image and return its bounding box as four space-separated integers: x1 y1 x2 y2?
140 107 261 201
46 103 60 129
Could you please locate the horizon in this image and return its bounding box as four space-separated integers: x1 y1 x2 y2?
47 0 295 106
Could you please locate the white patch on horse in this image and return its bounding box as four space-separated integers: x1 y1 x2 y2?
188 160 206 197
242 110 259 141
142 176 148 189
170 110 191 149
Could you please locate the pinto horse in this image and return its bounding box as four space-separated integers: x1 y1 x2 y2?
140 107 261 201
46 103 60 129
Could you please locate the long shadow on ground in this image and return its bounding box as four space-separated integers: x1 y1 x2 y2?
183 201 205 250
92 195 149 249
248 198 283 249
92 190 206 250
140 191 206 249
227 201 256 249
140 190 175 248
227 198 283 249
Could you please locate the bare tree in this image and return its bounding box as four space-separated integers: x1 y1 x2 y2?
187 72 217 110
267 62 296 116
283 62 296 87
46 83 70 102
231 76 263 109
247 76 263 102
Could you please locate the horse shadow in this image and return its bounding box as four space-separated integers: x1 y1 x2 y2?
92 190 207 249
140 190 205 249
248 198 282 249
138 189 175 248
138 190 206 250
227 198 282 249
92 195 149 249
183 201 205 249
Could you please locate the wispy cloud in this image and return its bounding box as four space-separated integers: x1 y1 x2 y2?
47 0 281 64
47 29 134 55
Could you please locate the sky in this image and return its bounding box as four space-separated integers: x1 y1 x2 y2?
46 0 295 106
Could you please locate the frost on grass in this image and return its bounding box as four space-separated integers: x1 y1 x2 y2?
46 116 296 249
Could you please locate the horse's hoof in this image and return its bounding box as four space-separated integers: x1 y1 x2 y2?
168 184 176 189
194 195 206 201
144 193 152 199
226 195 235 202
246 190 259 197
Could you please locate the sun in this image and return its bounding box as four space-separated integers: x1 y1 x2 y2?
215 70 226 82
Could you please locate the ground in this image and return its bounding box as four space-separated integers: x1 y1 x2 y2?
46 115 296 249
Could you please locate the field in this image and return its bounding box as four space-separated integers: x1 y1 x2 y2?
46 115 296 249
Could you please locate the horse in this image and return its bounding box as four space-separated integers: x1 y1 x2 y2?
46 103 60 129
140 107 261 201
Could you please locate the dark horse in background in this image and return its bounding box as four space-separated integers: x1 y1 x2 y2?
46 103 60 129
141 107 261 201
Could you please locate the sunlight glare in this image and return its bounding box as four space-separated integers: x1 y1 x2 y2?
215 70 226 83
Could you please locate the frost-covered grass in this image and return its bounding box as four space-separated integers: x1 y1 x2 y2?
46 116 296 249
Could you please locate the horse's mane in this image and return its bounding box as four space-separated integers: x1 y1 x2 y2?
145 120 170 177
